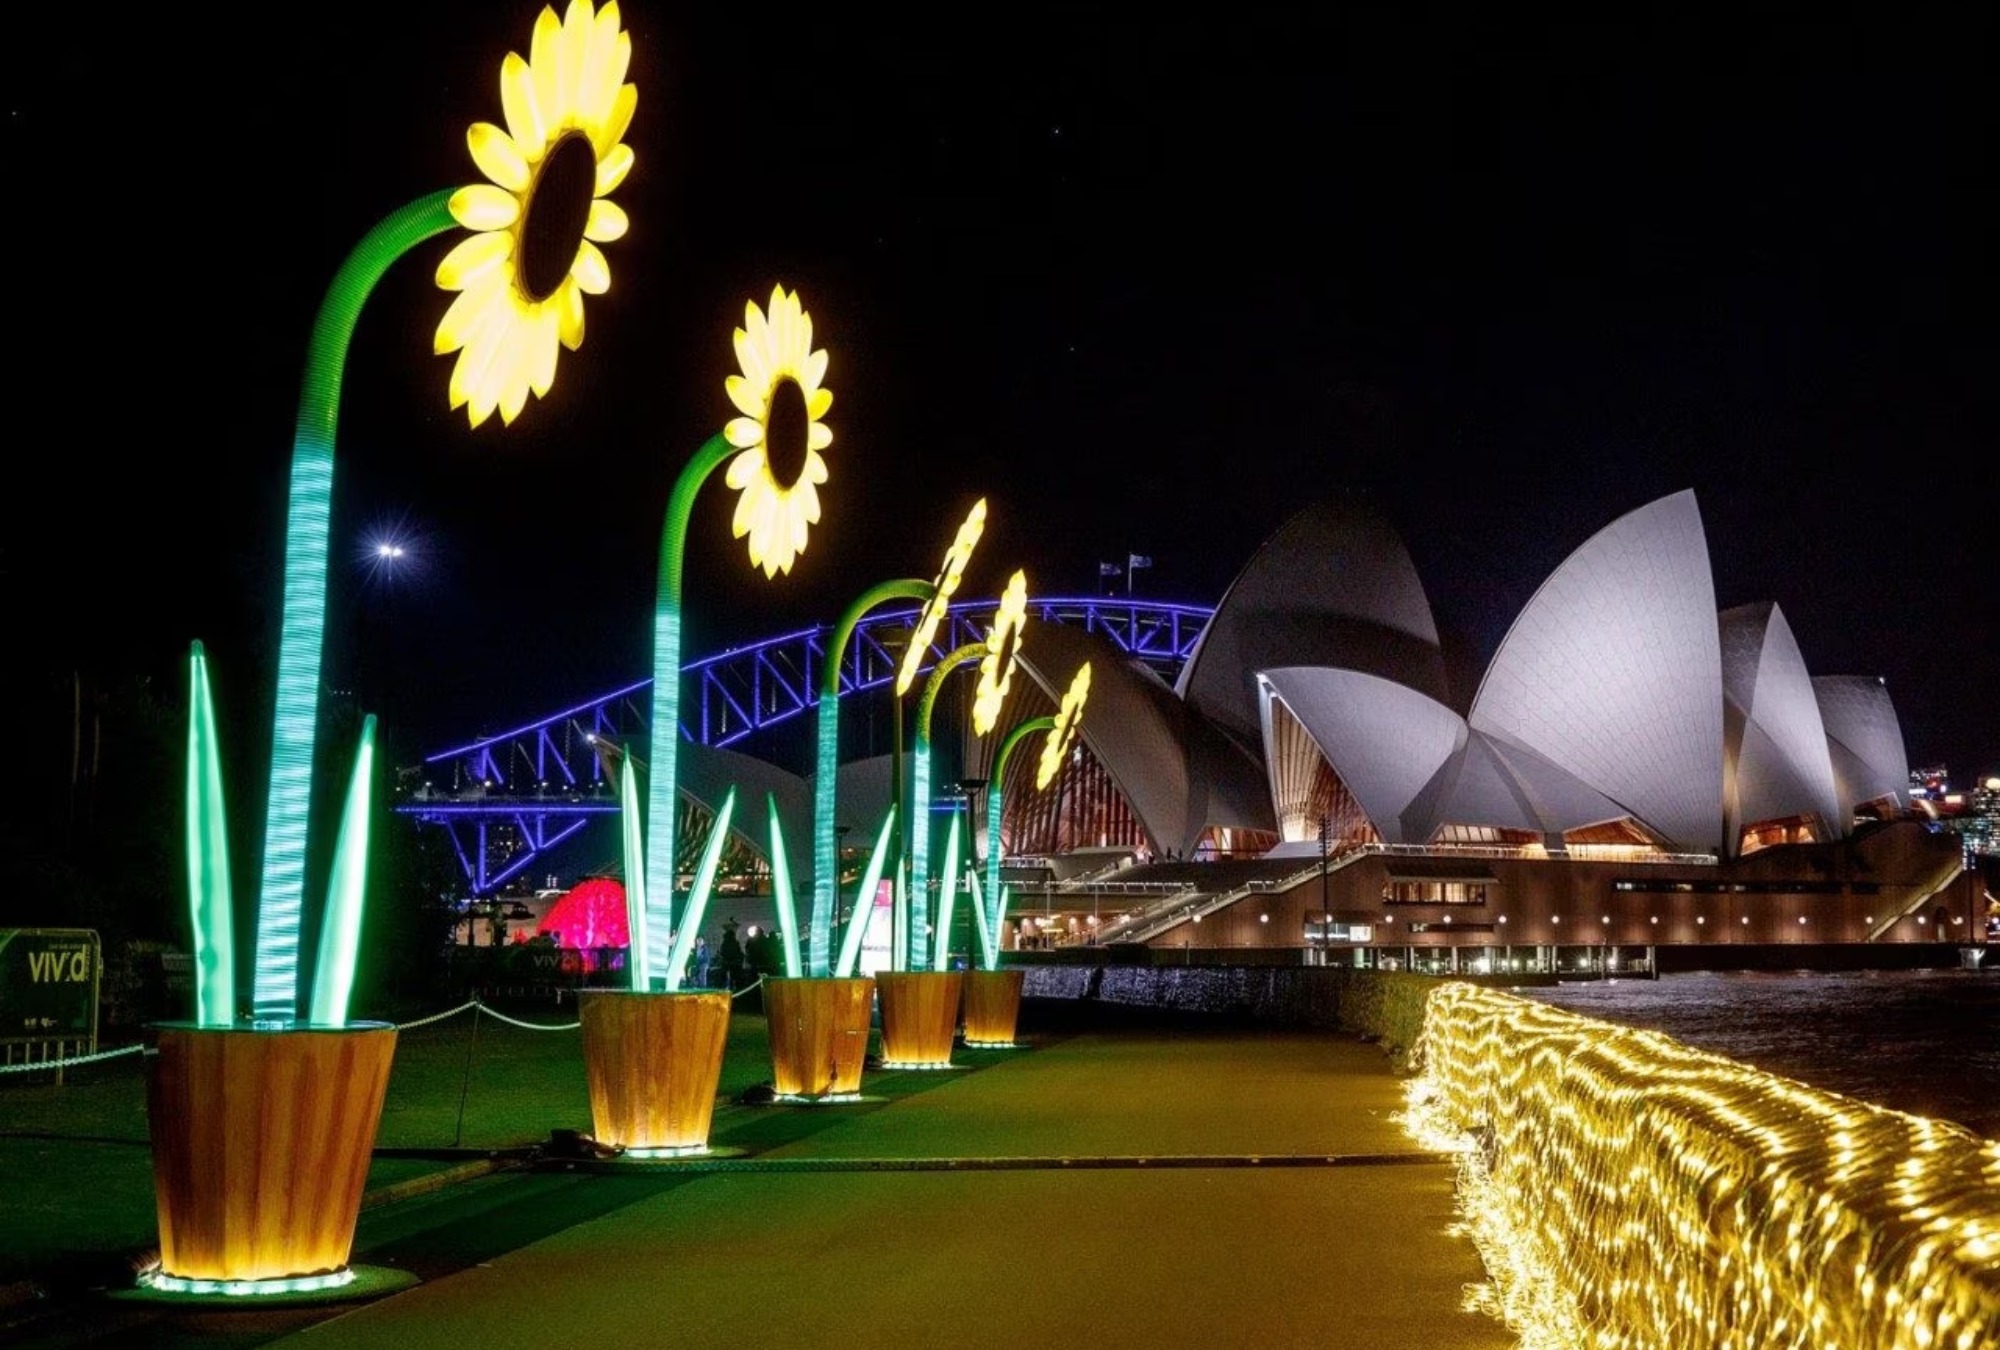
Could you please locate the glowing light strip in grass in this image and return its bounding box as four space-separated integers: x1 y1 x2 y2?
620 755 649 991
834 807 896 979
912 643 984 970
1404 982 2000 1350
664 786 735 991
811 578 931 976
967 871 997 970
766 792 803 978
184 642 235 1029
253 190 457 1023
932 807 962 972
307 716 376 1028
643 431 736 990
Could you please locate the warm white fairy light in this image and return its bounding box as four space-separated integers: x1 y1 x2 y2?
1399 983 2000 1350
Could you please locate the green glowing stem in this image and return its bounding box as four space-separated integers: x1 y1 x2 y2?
835 807 897 979
185 642 236 1028
643 431 736 989
620 756 649 991
253 189 456 1023
932 807 962 971
909 643 984 970
766 793 803 978
307 715 376 1028
986 716 1056 922
810 578 933 976
664 787 736 991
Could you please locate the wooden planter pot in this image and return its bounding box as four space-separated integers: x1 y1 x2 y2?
147 1023 397 1284
961 968 1027 1046
763 976 874 1099
578 990 732 1154
876 971 963 1067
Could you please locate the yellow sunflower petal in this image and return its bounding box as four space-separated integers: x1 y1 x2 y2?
450 185 520 231
595 32 633 126
788 506 810 558
803 449 829 484
468 122 531 193
725 449 762 489
742 297 771 365
803 348 829 391
556 277 586 350
501 53 546 157
557 0 594 126
582 5 625 124
530 6 563 132
806 385 832 419
570 240 610 294
591 82 637 157
435 279 503 354
724 417 765 449
797 479 823 522
583 199 628 242
595 142 634 195
724 374 765 420
733 329 768 390
527 302 561 396
454 312 514 427
435 230 513 292
731 480 762 536
498 351 531 425
807 422 833 451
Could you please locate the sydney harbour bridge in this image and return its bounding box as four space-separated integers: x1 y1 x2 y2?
398 597 1215 895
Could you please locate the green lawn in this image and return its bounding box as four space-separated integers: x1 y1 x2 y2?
0 1001 1018 1287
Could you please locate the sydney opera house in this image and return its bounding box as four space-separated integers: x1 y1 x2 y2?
959 488 1980 968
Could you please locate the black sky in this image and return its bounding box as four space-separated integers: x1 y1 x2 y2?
8 4 1996 783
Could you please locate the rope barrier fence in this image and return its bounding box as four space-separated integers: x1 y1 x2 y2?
1 979 772 1075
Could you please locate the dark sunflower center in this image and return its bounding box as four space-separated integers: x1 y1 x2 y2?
519 133 597 302
993 625 1019 677
764 376 810 490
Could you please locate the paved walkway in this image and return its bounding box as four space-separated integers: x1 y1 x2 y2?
271 1029 1511 1350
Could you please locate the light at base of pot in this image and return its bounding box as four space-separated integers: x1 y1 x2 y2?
624 1143 711 1159
136 1266 357 1298
770 1091 864 1106
876 1060 959 1072
962 1040 1022 1050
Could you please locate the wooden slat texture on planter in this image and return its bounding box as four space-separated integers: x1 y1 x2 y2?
764 976 874 1097
578 990 731 1151
148 1024 397 1282
876 971 963 1066
961 968 1026 1045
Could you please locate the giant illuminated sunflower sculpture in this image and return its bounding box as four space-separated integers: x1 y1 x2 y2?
1037 663 1092 791
896 499 987 696
723 286 835 578
972 569 1029 735
435 0 637 428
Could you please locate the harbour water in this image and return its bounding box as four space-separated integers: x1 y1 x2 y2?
1521 967 2000 1140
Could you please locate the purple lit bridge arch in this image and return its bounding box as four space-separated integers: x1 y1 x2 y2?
397 597 1214 894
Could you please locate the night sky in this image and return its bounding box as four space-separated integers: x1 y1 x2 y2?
9 5 1996 784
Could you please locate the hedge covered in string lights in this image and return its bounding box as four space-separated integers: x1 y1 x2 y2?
1401 982 2000 1350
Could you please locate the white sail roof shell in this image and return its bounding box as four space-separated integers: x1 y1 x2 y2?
1718 602 1844 846
1176 496 1448 758
1813 674 1910 824
1466 489 1726 854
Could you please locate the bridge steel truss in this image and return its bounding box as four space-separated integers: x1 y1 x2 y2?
398 597 1214 894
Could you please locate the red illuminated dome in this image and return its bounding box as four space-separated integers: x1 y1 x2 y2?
536 878 629 949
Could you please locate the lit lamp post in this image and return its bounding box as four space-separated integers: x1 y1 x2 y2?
148 0 639 1300
962 664 1091 1047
